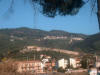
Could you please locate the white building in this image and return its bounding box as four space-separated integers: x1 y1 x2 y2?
72 37 83 41
42 58 49 63
70 58 77 68
58 58 68 69
89 68 97 75
96 56 100 68
96 61 100 68
69 58 81 68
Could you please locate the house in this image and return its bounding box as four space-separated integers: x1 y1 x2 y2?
96 56 100 68
17 60 44 73
26 46 41 51
72 37 83 41
43 36 67 40
40 54 51 59
58 58 68 69
27 46 36 50
88 67 97 75
70 58 76 68
70 58 81 68
41 55 51 63
41 56 56 72
96 61 100 68
44 62 52 71
44 60 56 71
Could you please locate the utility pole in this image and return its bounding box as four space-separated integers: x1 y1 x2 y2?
94 53 97 67
34 50 36 60
34 53 35 60
27 56 29 61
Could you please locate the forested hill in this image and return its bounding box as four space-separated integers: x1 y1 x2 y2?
0 27 100 58
71 33 100 54
0 27 86 38
0 27 86 55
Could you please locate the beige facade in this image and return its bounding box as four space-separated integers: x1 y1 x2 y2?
27 46 41 51
17 61 44 73
96 57 100 68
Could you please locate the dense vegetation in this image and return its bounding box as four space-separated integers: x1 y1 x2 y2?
0 27 86 51
71 33 100 54
0 27 99 60
11 50 70 61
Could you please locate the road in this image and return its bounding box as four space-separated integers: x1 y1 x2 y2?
37 71 88 75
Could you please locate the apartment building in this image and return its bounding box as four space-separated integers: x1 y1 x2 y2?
70 58 81 68
17 60 44 73
58 58 68 69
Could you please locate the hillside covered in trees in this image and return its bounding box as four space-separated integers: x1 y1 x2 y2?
0 27 99 60
71 33 100 54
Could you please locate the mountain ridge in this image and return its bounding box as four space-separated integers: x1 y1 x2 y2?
0 27 100 59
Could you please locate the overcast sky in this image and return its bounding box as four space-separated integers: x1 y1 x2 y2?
0 0 99 35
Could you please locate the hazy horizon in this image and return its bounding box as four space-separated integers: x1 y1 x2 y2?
0 0 99 35
0 26 99 35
